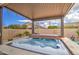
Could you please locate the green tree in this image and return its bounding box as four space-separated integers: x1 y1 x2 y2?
8 24 20 29
48 26 58 29
21 25 27 29
4 24 27 29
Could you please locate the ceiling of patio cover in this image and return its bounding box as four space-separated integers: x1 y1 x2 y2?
1 3 74 20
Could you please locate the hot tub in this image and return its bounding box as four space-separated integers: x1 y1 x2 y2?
11 38 70 55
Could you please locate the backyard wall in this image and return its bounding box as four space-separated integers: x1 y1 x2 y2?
2 29 32 43
2 29 78 43
35 29 78 38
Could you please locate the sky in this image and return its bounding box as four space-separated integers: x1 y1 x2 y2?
3 4 79 27
64 3 79 23
3 7 29 26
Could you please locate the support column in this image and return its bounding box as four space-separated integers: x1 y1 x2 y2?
61 17 64 37
0 7 2 44
32 20 34 34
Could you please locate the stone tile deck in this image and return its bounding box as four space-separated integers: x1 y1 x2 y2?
0 45 40 55
0 51 7 55
61 37 79 55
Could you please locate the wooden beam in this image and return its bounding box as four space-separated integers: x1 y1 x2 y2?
0 7 2 44
61 17 64 37
0 3 8 7
64 3 74 17
33 15 62 21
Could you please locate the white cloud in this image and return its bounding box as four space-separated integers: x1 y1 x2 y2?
44 22 49 27
65 12 79 22
18 20 32 23
65 4 79 23
39 22 49 28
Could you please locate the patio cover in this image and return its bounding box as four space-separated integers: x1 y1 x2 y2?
1 3 74 20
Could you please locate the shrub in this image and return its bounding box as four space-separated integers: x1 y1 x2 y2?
16 33 23 37
76 30 79 36
48 26 58 29
24 31 30 36
8 39 13 41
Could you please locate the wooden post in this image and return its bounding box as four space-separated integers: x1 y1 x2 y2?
0 7 2 44
61 17 64 37
32 20 34 34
